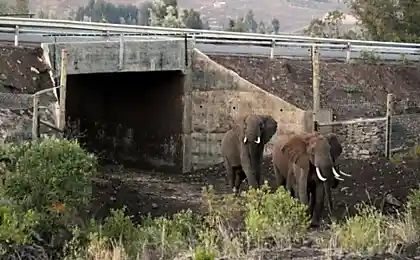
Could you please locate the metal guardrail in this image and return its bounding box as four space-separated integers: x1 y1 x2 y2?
1 16 420 61
1 16 420 48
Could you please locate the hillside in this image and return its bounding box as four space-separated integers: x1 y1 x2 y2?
208 55 420 120
26 0 348 32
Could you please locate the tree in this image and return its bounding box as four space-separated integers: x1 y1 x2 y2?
324 10 345 38
245 10 257 32
149 0 184 27
15 0 28 14
304 10 348 38
304 18 327 37
347 0 420 42
258 21 266 34
182 8 204 29
138 1 153 25
226 16 248 32
271 18 280 34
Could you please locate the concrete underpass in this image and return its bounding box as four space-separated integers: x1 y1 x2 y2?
66 71 185 172
41 39 190 173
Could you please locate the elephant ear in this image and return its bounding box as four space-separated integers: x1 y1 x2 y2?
260 115 278 144
325 133 342 162
281 134 315 166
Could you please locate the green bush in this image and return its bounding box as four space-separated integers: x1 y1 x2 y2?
0 136 98 213
244 182 310 247
406 188 420 230
0 136 98 257
0 205 39 247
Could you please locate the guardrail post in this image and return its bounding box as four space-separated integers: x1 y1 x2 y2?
118 33 124 70
346 42 352 63
385 94 393 159
191 35 196 46
270 39 275 59
14 25 19 46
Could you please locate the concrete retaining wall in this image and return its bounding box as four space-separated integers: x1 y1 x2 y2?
183 49 311 171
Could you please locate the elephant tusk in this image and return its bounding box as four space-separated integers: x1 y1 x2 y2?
243 137 247 143
316 167 327 181
340 170 352 177
255 136 260 144
334 175 344 181
332 167 341 178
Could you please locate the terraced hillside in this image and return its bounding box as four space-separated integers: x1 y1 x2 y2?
208 55 420 120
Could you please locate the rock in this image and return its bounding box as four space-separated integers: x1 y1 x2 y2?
152 203 158 209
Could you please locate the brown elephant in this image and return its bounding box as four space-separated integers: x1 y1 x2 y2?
221 114 278 194
272 132 351 227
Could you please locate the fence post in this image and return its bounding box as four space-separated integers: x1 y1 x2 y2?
270 39 275 59
59 49 68 132
32 94 40 140
385 94 393 158
311 45 320 132
346 42 351 63
14 25 19 46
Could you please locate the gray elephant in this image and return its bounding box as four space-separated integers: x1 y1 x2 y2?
272 132 351 227
221 114 278 194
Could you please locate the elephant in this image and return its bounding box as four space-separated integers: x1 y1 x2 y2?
272 132 351 227
221 114 278 194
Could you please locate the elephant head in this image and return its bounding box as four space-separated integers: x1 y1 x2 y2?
281 132 350 184
236 114 278 188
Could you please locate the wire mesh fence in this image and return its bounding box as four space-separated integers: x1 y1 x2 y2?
390 113 420 155
318 120 387 160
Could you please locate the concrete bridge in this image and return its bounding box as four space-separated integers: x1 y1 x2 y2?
40 37 313 174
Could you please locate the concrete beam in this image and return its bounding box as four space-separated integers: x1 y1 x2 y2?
43 39 192 75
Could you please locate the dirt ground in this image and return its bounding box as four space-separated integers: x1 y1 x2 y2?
90 156 420 222
208 55 420 119
0 44 54 94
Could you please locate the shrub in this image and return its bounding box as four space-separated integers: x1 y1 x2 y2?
244 182 309 247
330 204 401 255
0 136 98 257
0 136 98 213
406 188 420 231
0 205 40 247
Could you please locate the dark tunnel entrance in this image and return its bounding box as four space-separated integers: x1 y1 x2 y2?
66 71 185 173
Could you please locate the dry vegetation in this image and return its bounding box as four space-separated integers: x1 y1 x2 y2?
1 136 420 260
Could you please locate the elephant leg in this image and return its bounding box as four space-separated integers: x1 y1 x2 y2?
234 169 246 195
308 182 316 218
273 165 285 189
224 157 236 194
286 167 296 197
311 184 326 228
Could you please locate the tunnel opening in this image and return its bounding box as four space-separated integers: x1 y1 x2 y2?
66 71 185 173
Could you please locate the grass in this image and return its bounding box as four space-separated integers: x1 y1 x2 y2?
2 138 420 259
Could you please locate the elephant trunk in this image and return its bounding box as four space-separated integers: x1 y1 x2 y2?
324 182 333 215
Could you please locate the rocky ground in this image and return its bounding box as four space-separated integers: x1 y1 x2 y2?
0 44 58 142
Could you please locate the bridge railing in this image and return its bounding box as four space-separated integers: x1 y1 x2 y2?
1 16 420 60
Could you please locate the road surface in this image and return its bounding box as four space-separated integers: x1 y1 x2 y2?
0 32 418 61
